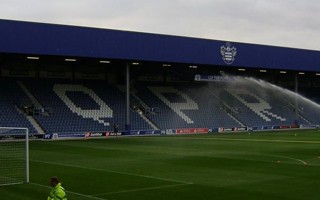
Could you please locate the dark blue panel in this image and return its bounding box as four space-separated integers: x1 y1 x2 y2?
0 19 319 71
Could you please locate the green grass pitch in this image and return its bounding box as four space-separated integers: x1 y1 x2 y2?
1 130 320 200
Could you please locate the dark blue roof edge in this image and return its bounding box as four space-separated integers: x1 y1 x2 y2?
2 18 319 53
0 19 320 72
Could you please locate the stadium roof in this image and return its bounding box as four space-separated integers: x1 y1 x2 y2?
0 19 319 72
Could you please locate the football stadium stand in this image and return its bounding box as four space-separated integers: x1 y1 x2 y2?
0 20 319 135
0 79 319 134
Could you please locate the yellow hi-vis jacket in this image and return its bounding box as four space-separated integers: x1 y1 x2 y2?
47 183 67 200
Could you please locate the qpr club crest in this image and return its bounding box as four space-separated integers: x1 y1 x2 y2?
220 42 237 65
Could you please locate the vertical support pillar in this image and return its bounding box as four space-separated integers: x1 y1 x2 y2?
294 73 299 125
125 63 131 133
26 128 29 183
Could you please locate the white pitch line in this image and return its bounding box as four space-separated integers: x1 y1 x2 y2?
30 159 192 184
30 182 107 200
259 154 308 165
181 137 320 144
92 183 192 197
0 182 24 187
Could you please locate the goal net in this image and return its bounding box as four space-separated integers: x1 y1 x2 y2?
0 127 29 186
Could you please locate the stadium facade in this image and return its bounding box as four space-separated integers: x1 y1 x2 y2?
0 19 319 136
1 19 320 71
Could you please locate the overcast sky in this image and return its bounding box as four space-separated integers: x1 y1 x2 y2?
1 0 320 50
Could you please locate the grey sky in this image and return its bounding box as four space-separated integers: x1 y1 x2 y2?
1 0 320 50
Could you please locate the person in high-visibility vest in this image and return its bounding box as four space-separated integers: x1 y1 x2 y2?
47 177 67 200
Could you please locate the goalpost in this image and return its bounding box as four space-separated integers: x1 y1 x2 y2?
0 127 29 186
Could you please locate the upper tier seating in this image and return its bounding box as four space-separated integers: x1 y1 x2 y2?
0 78 319 134
0 80 37 134
23 80 152 133
135 81 319 129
